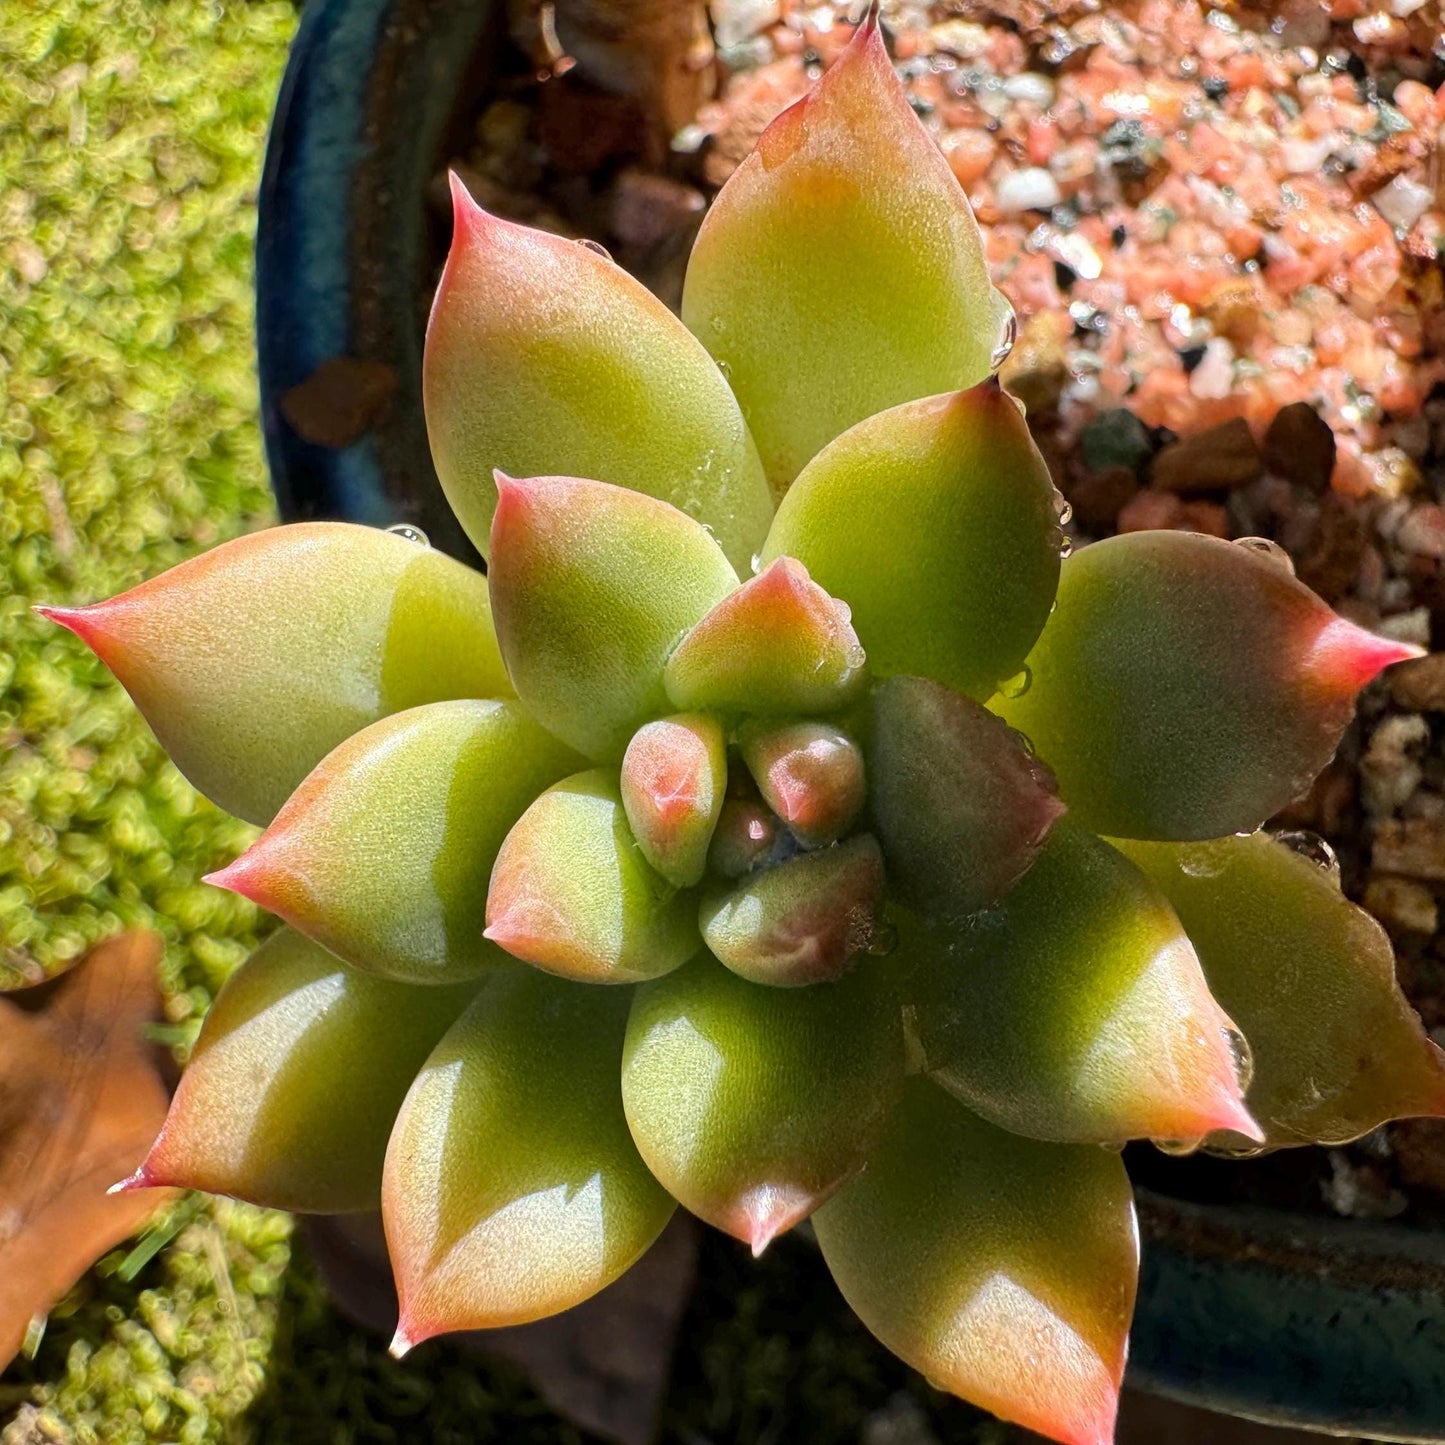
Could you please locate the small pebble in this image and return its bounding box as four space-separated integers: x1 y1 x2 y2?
1150 417 1264 494
1263 402 1336 493
995 167 1062 214
1372 817 1445 882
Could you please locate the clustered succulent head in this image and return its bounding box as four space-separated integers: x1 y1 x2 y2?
42 15 1445 1445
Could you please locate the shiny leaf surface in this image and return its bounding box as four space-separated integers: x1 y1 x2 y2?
486 770 699 984
425 177 773 572
663 558 866 715
906 823 1258 1146
489 474 738 761
869 675 1063 917
208 701 580 983
620 714 728 888
995 532 1423 839
814 1079 1137 1445
681 19 1012 493
739 718 866 848
38 522 510 825
1115 832 1445 1148
623 954 903 1253
130 929 476 1212
700 834 884 987
384 968 674 1345
762 387 1060 699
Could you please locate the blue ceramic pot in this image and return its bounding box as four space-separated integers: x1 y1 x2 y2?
255 2 1445 1437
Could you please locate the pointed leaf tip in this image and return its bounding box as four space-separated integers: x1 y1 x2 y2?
664 558 866 715
34 602 104 648
488 474 738 760
682 15 1010 492
40 523 510 826
425 196 772 571
1305 618 1426 695
729 1185 819 1257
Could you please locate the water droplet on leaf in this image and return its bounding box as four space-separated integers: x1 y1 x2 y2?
1052 492 1074 526
1223 1024 1255 1092
1153 1136 1204 1157
1235 536 1295 575
576 238 613 261
386 523 430 546
1270 828 1340 885
990 309 1017 372
999 666 1033 700
716 358 733 381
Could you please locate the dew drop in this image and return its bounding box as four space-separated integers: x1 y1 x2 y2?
1009 727 1036 756
1179 843 1224 878
386 523 430 546
999 666 1033 700
1052 493 1074 527
1270 828 1341 885
749 552 763 576
1057 534 1074 560
1153 1136 1204 1157
1207 1137 1267 1161
1235 536 1295 575
717 358 733 381
1223 1024 1255 1092
576 237 613 261
990 309 1017 372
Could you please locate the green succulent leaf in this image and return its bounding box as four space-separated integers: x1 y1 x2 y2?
813 1078 1137 1445
207 700 580 983
126 929 477 1213
869 675 1064 918
620 713 728 888
994 532 1423 839
761 387 1060 700
486 769 700 983
700 834 885 987
663 557 867 715
905 822 1258 1147
738 718 866 848
622 953 903 1253
383 967 675 1347
488 474 739 761
424 177 773 573
38 522 510 826
1114 832 1445 1149
681 18 1011 494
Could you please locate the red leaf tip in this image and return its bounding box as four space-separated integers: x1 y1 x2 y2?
34 602 107 652
447 170 483 240
1306 616 1425 695
202 850 278 911
108 1161 163 1195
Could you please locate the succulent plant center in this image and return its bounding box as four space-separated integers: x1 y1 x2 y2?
38 12 1445 1445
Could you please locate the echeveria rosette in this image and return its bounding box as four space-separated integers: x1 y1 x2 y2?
46 16 1444 1445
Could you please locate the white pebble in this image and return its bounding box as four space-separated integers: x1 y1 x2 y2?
1188 338 1235 400
1003 73 1055 108
1372 175 1433 233
995 167 1062 214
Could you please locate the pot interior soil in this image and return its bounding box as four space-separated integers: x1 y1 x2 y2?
426 0 1445 1224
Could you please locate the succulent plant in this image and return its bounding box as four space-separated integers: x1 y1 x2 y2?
41 15 1445 1445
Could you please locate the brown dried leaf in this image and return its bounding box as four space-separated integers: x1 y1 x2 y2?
0 931 176 1367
